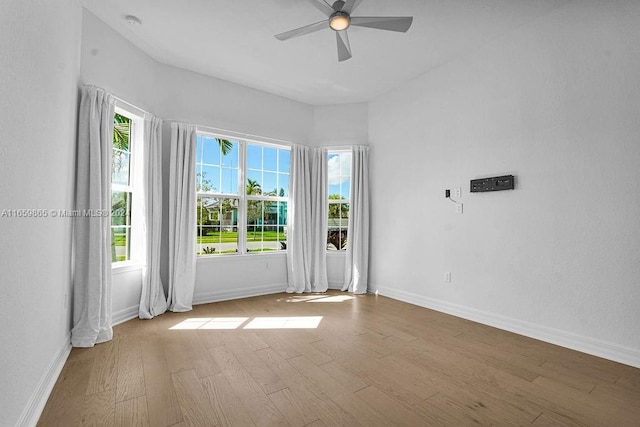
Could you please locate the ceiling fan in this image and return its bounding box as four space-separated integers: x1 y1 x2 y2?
275 0 413 62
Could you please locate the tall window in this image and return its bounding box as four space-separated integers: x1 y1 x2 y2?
327 151 351 251
196 136 240 255
246 144 289 252
111 112 134 263
196 133 290 256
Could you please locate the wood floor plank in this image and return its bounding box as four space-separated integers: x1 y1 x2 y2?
86 340 119 394
209 345 290 426
80 389 115 426
183 330 222 378
38 358 94 426
115 395 150 427
38 291 640 426
141 335 184 427
532 410 590 426
116 335 146 402
318 360 369 393
226 339 289 395
531 376 632 426
354 385 428 426
172 369 221 426
201 373 255 427
268 387 319 427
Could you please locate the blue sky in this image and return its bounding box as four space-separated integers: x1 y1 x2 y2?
196 136 289 196
196 136 350 199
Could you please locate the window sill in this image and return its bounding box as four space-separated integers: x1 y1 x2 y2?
112 262 143 275
326 250 347 257
197 251 287 263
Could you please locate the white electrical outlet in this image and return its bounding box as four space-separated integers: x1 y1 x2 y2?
453 187 461 198
444 272 451 282
456 203 463 214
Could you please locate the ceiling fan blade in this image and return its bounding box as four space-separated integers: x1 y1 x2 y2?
306 0 335 16
336 30 352 62
350 16 413 32
331 0 346 11
275 20 327 41
341 0 363 14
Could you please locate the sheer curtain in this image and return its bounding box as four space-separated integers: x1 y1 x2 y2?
139 116 167 319
286 145 311 293
167 122 197 311
309 147 328 291
71 86 114 347
342 146 370 294
286 145 328 293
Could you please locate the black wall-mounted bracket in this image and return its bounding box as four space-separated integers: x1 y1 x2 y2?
470 175 515 193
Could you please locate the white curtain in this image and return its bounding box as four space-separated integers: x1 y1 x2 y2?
286 145 311 293
71 86 114 347
309 147 328 291
342 146 370 294
167 122 197 311
139 116 167 319
286 145 328 293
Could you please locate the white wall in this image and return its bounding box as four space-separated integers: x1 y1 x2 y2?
80 10 159 321
154 61 314 303
80 9 316 309
0 0 82 424
80 10 158 113
311 103 369 146
312 103 369 287
369 0 640 367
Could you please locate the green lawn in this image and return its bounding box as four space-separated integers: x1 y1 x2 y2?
197 230 285 243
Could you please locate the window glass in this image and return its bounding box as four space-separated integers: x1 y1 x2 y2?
111 113 133 263
196 137 290 256
327 151 351 251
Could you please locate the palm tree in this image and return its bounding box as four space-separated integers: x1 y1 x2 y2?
217 138 232 156
246 178 262 195
246 179 263 241
113 113 130 151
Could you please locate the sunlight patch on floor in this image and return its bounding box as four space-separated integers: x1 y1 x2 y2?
280 294 354 303
308 295 353 303
169 316 322 330
244 316 323 329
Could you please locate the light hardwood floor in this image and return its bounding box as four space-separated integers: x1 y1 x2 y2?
39 291 640 426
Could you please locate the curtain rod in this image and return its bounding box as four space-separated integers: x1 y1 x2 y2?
166 120 296 146
82 84 152 117
324 144 369 151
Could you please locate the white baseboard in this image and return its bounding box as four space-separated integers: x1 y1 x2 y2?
112 305 139 326
376 286 640 369
16 333 71 427
193 283 287 305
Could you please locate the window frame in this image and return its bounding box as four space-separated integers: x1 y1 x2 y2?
111 106 144 267
195 130 290 258
327 150 352 252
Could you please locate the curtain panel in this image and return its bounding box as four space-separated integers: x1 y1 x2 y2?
71 86 114 347
343 145 370 294
286 145 328 293
167 122 197 311
139 116 167 319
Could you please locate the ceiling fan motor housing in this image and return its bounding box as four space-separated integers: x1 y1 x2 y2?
329 11 351 31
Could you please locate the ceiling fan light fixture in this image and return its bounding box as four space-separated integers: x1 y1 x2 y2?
329 12 350 31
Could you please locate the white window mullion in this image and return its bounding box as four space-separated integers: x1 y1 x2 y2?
238 139 247 254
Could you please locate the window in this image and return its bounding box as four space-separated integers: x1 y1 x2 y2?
196 136 240 255
111 109 141 263
245 144 289 253
327 151 351 251
196 133 290 256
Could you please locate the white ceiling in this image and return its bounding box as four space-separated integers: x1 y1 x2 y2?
81 0 569 106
